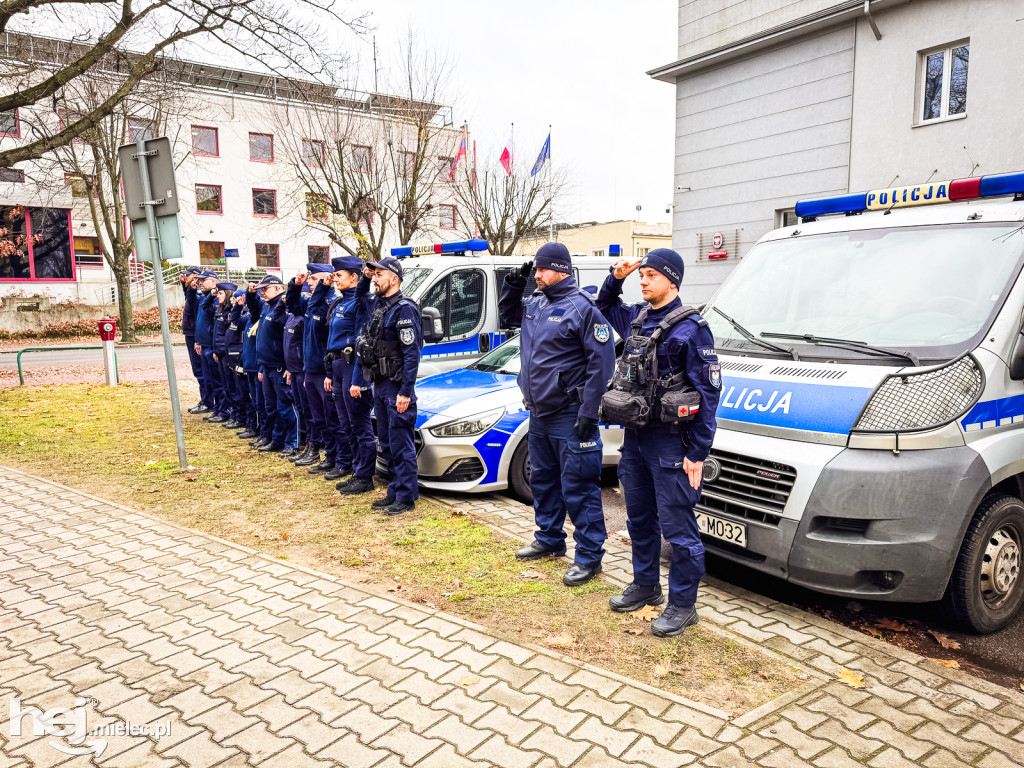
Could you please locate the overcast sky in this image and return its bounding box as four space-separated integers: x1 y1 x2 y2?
345 0 677 226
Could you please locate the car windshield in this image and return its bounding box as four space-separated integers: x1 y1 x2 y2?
400 267 432 296
470 335 521 375
705 222 1024 361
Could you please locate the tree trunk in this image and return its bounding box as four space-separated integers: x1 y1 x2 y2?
111 261 138 343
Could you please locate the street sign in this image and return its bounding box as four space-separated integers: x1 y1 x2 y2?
132 214 183 262
118 137 180 221
225 248 239 259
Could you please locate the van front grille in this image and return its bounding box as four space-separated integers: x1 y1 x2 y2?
698 449 796 527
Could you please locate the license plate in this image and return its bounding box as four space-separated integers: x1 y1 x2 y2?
695 511 747 547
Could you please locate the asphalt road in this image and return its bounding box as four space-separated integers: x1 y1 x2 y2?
0 343 189 369
0 343 192 386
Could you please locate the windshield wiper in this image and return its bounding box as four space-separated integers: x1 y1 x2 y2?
760 332 920 366
710 307 799 360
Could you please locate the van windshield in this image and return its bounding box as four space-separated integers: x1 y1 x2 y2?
470 335 521 375
705 223 1024 362
401 267 432 296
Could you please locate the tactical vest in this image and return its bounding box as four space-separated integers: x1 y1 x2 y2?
600 305 702 430
357 294 419 382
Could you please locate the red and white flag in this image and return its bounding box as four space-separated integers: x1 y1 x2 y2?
450 127 468 179
499 129 514 176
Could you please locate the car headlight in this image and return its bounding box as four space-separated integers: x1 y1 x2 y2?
428 408 505 438
852 354 983 432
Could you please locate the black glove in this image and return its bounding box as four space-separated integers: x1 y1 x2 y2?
574 416 599 440
505 260 533 288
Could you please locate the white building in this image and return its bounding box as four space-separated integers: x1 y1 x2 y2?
650 0 1024 303
0 33 461 308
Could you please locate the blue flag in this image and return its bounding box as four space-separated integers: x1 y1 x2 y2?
530 133 550 177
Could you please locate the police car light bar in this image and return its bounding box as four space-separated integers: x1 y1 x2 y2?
390 239 489 258
794 171 1024 220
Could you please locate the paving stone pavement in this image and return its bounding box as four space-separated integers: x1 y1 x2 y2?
1 467 1024 768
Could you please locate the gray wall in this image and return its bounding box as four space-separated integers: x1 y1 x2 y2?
674 24 854 303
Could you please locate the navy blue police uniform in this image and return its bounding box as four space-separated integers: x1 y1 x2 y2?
213 282 239 424
280 281 311 457
240 298 267 444
498 243 616 585
356 257 421 511
224 289 252 431
194 271 224 419
246 275 297 452
325 256 375 486
597 248 721 636
181 267 208 412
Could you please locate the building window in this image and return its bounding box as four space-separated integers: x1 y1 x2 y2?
64 173 96 199
352 145 371 173
0 109 19 137
196 184 222 214
74 235 104 267
436 155 454 180
256 243 280 269
127 117 155 143
307 245 329 261
198 241 224 266
252 188 277 217
0 168 24 183
0 206 75 280
191 125 219 157
439 203 456 230
921 42 969 122
58 109 86 141
249 132 273 162
399 151 416 178
305 192 329 220
591 249 606 258
302 139 325 168
636 247 650 258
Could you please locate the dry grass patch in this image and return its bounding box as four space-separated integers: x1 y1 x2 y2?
0 383 803 714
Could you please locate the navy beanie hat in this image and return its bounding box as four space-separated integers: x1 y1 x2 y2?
535 242 572 274
641 248 684 287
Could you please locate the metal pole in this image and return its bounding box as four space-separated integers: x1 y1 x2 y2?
135 137 188 468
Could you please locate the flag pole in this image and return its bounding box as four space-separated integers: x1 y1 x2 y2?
547 125 554 241
472 138 479 238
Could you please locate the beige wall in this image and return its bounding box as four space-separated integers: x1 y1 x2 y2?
515 220 671 260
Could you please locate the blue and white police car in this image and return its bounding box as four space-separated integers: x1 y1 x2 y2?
410 333 623 502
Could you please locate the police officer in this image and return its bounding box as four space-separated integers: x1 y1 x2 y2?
213 282 240 427
353 256 421 514
246 274 297 453
498 242 616 587
324 256 374 487
224 288 252 431
181 267 209 413
279 278 310 459
597 248 721 637
194 270 225 422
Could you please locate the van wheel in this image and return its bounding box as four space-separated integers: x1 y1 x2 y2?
945 492 1024 633
509 440 533 504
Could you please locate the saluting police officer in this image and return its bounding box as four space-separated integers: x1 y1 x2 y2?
354 256 421 515
597 249 721 637
498 242 616 587
181 267 209 414
193 270 223 420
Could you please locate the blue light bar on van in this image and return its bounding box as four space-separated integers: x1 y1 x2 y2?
795 170 1024 220
390 239 489 257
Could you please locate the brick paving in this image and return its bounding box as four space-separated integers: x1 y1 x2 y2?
0 468 1023 767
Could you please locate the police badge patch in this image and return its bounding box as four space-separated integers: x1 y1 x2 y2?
593 323 611 343
709 363 722 389
399 328 415 346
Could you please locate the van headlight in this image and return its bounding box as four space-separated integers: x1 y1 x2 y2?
853 354 983 432
428 408 505 438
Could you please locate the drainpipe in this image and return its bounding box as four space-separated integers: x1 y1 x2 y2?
864 0 882 41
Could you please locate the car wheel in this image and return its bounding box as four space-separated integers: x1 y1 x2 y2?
945 492 1024 634
510 439 533 504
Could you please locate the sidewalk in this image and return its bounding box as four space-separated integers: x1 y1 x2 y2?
1 467 1023 767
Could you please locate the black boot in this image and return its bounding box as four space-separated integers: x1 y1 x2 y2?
237 429 256 439
287 443 309 463
651 604 699 637
294 445 321 466
339 476 374 495
324 465 352 481
385 501 415 516
371 494 396 510
279 445 300 458
307 458 333 474
609 583 665 613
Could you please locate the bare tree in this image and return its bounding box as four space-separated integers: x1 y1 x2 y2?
277 35 459 260
36 76 193 342
0 1 368 168
452 154 566 256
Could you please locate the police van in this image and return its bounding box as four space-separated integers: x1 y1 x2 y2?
388 239 641 376
699 171 1024 633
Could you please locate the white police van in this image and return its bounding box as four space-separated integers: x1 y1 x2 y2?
700 171 1024 633
389 239 641 376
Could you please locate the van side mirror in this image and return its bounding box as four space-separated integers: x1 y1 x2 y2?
422 307 444 343
1011 318 1024 380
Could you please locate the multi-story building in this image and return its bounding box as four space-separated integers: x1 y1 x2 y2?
0 33 460 308
650 0 1023 303
515 219 671 261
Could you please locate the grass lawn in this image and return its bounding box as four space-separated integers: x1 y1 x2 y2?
0 383 803 714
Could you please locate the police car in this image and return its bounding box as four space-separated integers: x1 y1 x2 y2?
699 170 1024 633
409 333 623 502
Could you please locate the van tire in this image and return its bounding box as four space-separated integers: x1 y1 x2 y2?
945 492 1024 634
510 440 533 504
